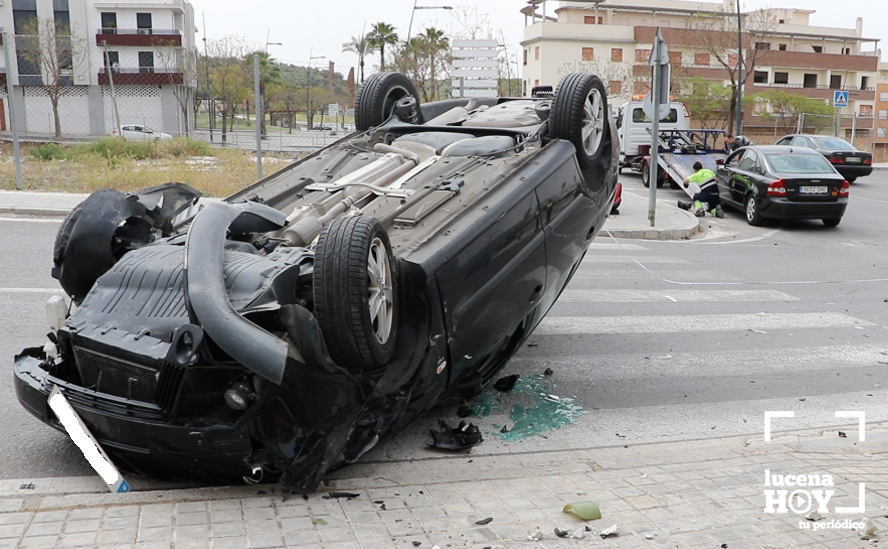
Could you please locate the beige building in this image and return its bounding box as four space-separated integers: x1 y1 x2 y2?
520 0 880 144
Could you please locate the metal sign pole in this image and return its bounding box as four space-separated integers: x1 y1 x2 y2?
254 53 262 180
647 28 670 227
2 30 23 190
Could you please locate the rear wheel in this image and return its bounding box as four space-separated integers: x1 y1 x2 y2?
822 217 841 227
355 72 423 131
313 217 398 372
642 162 651 187
745 194 764 226
550 73 609 170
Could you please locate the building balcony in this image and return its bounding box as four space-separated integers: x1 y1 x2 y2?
756 50 878 72
749 82 875 101
98 67 183 86
95 30 182 48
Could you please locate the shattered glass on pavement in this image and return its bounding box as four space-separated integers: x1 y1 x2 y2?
471 373 589 441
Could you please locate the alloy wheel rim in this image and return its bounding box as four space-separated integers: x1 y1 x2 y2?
367 237 394 344
581 88 605 156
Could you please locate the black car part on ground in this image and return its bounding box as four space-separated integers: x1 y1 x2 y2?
14 72 619 494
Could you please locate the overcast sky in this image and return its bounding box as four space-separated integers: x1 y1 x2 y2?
190 0 886 77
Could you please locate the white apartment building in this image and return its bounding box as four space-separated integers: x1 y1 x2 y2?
1 0 197 137
520 0 879 137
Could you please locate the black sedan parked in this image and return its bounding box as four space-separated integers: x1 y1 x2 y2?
774 134 872 182
14 72 619 494
716 145 849 227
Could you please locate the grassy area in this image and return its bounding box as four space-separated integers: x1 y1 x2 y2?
0 138 294 197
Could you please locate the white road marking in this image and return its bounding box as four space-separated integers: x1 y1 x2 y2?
0 217 62 224
0 288 63 293
557 289 800 303
536 312 874 335
587 242 650 251
583 255 691 264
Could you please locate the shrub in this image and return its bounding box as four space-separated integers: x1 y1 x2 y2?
31 143 67 161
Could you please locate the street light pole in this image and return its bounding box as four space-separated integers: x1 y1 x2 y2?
407 3 453 41
305 49 325 131
1 29 23 190
735 0 743 136
202 11 213 142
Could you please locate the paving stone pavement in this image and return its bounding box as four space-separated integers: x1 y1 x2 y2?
1 428 886 548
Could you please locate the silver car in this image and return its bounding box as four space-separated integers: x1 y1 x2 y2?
111 124 172 141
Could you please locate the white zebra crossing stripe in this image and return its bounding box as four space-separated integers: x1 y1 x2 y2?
557 289 799 303
587 243 650 251
583 255 691 264
535 312 873 335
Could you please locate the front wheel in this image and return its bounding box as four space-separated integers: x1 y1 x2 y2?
313 216 398 372
745 194 764 226
822 217 842 227
550 73 609 171
642 162 651 187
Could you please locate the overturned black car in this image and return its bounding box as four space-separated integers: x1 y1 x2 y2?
14 72 619 493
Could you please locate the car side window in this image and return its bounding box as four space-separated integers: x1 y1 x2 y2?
791 136 810 147
738 149 758 171
776 137 792 146
727 151 744 167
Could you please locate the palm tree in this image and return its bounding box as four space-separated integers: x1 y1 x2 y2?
420 28 449 101
368 22 399 72
342 32 372 83
250 51 282 136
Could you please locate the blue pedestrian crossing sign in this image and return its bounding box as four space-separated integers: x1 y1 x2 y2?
833 90 849 107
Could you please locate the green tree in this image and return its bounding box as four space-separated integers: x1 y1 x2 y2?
676 77 734 129
246 51 282 136
207 35 253 144
342 32 373 84
15 17 85 138
418 27 449 101
368 22 399 72
750 89 835 135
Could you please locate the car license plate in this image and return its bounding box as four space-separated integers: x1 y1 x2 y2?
845 157 861 163
799 186 828 194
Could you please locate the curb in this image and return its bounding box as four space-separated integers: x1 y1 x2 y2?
0 207 70 218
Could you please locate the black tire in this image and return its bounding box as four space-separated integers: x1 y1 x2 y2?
745 194 764 226
355 72 423 131
550 73 609 171
822 217 841 227
313 216 398 372
642 162 651 187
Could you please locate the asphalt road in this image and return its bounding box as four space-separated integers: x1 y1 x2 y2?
2 171 888 487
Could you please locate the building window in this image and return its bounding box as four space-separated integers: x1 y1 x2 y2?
879 110 887 119
843 48 851 55
12 0 38 35
774 72 789 84
861 76 869 90
695 53 710 66
755 42 771 50
728 53 739 68
611 48 622 62
582 47 594 61
880 92 888 102
534 46 540 61
668 51 682 65
138 51 154 73
104 51 119 71
584 15 603 24
778 44 787 51
812 45 823 53
610 81 622 95
101 12 117 34
54 0 70 34
523 48 527 66
136 12 152 34
753 71 768 84
803 74 817 88
636 49 651 62
752 99 768 114
860 105 873 117
878 127 886 138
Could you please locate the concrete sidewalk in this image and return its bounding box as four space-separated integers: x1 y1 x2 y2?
0 424 885 548
0 187 700 241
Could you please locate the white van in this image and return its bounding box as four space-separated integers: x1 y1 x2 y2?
617 98 690 169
